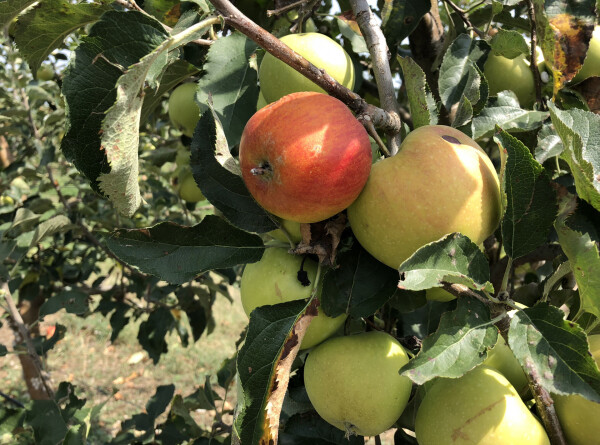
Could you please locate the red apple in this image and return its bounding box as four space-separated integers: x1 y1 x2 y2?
239 92 372 223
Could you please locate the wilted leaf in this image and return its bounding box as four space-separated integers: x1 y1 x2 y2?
494 128 557 259
399 297 498 384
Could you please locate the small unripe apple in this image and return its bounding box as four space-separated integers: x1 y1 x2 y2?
36 64 54 81
415 366 550 445
267 219 302 243
572 25 600 84
484 52 536 108
258 33 354 103
177 169 205 203
348 125 502 269
240 247 346 349
304 331 413 436
168 82 201 137
239 92 372 223
553 334 600 445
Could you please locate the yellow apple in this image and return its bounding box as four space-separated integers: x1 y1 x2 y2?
484 52 536 108
347 125 502 269
168 82 201 137
553 334 600 445
483 335 529 394
572 26 600 84
258 33 354 103
177 169 205 203
240 247 346 349
415 366 550 445
304 331 413 436
267 219 302 243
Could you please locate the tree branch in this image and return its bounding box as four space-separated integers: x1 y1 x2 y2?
208 0 402 135
526 0 546 110
1 282 54 399
349 0 402 155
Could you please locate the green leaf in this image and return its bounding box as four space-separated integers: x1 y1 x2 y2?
472 92 548 139
61 11 169 200
452 95 474 128
535 122 564 164
399 297 498 384
549 102 600 211
156 395 203 442
0 0 37 28
398 56 438 128
13 0 110 75
555 194 600 318
382 0 431 51
281 412 364 444
190 108 277 233
321 243 400 318
508 304 600 402
25 400 68 445
336 17 368 54
234 300 312 445
488 29 530 59
438 35 487 116
196 32 259 148
398 233 494 293
105 215 264 284
39 289 89 318
138 308 175 363
29 215 76 247
494 128 557 259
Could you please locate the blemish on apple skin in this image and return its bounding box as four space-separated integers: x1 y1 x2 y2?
274 283 283 300
451 398 504 442
441 135 461 145
543 371 553 380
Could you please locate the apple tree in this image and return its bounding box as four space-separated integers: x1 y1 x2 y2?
0 0 599 442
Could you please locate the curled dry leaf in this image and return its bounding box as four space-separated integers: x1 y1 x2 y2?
292 214 347 266
262 298 319 444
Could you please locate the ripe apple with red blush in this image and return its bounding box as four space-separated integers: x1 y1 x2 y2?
239 92 372 223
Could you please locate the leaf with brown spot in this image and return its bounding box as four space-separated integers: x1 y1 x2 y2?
292 214 347 266
233 298 318 445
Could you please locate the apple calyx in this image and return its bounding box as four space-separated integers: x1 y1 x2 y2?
343 422 358 439
250 161 272 177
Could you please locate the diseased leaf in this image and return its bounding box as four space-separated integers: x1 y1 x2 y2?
509 304 600 402
555 194 600 318
398 57 438 128
105 215 265 284
191 108 277 233
61 11 169 200
549 102 600 211
196 32 259 148
399 297 498 384
234 299 318 445
494 128 557 259
13 0 110 75
398 233 494 294
321 243 400 318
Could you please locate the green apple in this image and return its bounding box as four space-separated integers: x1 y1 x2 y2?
258 33 354 103
268 219 302 243
240 247 346 349
304 331 413 436
415 366 550 445
348 125 502 269
36 64 54 81
177 169 205 203
483 335 528 394
484 52 536 108
426 287 456 302
572 26 600 84
553 334 600 445
168 82 201 137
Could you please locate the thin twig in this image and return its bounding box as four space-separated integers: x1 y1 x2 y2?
267 0 308 17
349 0 402 155
207 0 402 135
1 282 54 399
360 116 390 157
0 390 25 408
290 0 320 33
442 0 485 38
526 0 545 109
525 367 567 445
